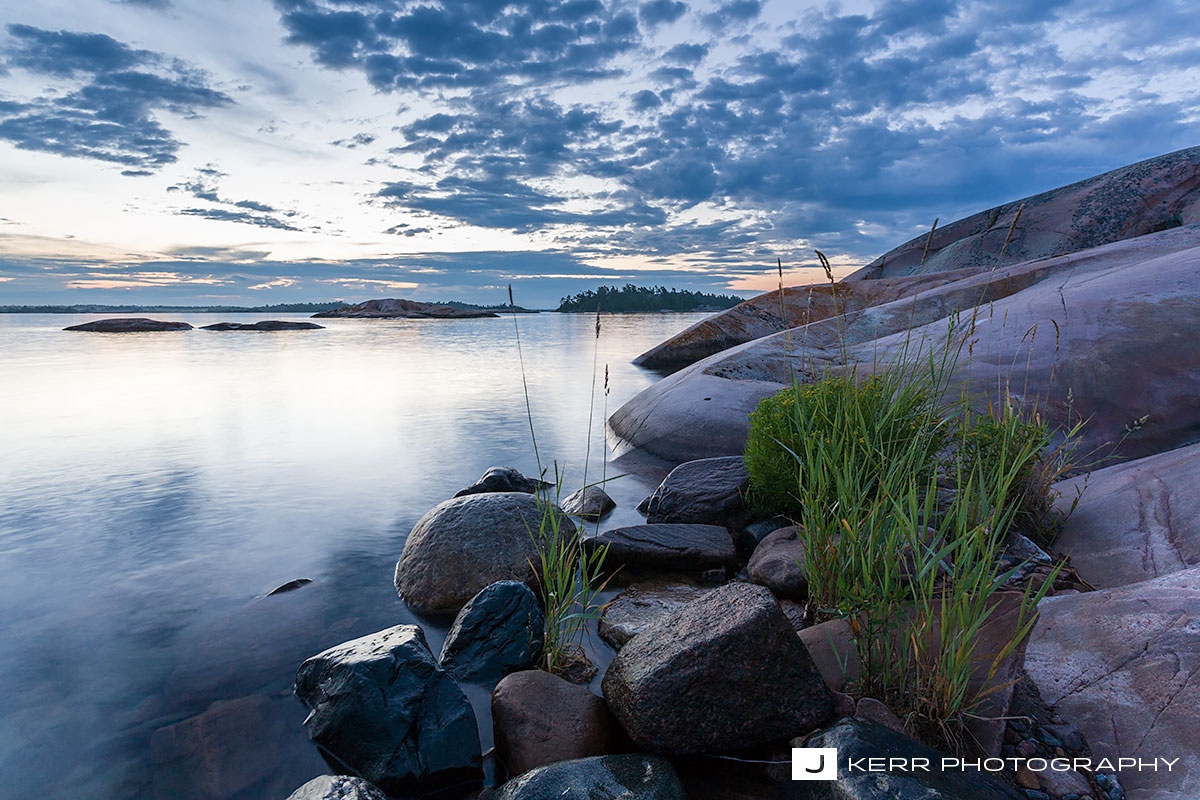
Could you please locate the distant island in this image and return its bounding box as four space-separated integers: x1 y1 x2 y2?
556 284 745 313
0 302 348 314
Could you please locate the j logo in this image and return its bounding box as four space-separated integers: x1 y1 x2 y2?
791 747 838 780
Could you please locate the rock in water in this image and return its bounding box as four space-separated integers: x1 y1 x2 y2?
454 466 551 497
312 298 499 318
200 320 324 331
63 317 192 332
294 625 481 795
601 582 832 753
797 717 1023 799
395 492 574 615
284 775 388 800
491 755 684 800
491 670 626 776
639 456 751 528
561 485 616 520
439 581 544 685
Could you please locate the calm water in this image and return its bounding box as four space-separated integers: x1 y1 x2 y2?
0 311 706 799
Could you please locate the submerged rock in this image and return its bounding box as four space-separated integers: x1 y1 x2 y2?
602 582 832 754
492 670 626 777
395 492 573 615
439 580 543 685
561 485 616 520
293 625 481 795
200 320 324 331
454 466 551 497
64 317 192 332
491 755 684 800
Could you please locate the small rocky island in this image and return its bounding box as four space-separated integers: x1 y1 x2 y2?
312 298 505 319
63 317 194 332
281 148 1200 800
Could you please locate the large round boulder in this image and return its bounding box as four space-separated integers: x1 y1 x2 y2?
601 582 832 754
395 492 574 615
284 775 388 800
294 625 481 796
638 456 751 528
491 755 684 800
747 526 808 601
439 581 544 685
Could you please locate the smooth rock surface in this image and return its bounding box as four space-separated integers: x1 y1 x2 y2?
64 317 192 332
602 582 832 753
200 320 324 331
491 755 684 800
395 492 572 615
284 775 388 800
599 581 714 649
561 485 617 520
454 466 550 497
492 669 626 777
1051 440 1200 589
584 524 736 572
439 581 544 685
796 717 1023 799
1025 567 1200 799
294 625 481 795
639 456 751 527
747 526 807 601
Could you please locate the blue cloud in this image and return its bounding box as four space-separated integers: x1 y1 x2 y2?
168 167 305 231
639 0 686 27
0 25 231 171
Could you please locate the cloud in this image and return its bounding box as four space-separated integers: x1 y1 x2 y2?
0 25 231 171
112 0 173 8
638 0 687 27
167 166 306 231
331 132 376 148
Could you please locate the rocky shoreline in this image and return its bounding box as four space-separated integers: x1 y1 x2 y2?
280 149 1200 800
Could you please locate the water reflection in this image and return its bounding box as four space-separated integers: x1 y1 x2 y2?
0 312 706 799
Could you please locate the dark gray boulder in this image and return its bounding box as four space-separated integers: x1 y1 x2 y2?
439 581 544 685
491 755 684 800
395 492 574 615
747 526 808 601
294 625 481 796
455 466 550 497
602 582 832 754
492 670 627 777
639 457 751 528
200 320 324 331
284 775 388 800
584 524 736 572
561 485 616 520
794 717 1023 799
63 317 192 332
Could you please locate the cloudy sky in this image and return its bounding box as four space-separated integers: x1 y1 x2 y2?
0 0 1196 308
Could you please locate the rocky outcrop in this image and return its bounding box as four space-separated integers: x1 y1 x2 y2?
638 456 751 528
747 526 807 601
602 582 832 753
797 717 1024 799
395 492 573 615
609 224 1200 465
200 320 324 330
64 317 192 332
1025 567 1200 800
561 485 616 520
491 670 626 777
584 524 737 573
293 625 481 796
313 298 499 318
599 582 714 649
1050 441 1200 589
284 776 388 800
454 466 550 497
439 581 544 685
491 755 684 800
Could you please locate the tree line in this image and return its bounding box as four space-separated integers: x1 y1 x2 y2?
556 284 744 313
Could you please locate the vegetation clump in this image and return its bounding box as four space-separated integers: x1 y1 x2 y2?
744 335 1076 753
556 283 744 313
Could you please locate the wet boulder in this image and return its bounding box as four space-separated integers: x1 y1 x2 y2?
638 456 751 528
491 755 684 800
439 581 544 685
561 485 616 520
584 524 736 573
294 625 481 796
602 582 832 753
454 466 550 497
395 492 573 615
284 775 388 800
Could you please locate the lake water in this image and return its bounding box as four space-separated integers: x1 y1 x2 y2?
0 311 708 799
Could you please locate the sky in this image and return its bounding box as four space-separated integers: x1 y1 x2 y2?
0 0 1196 309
